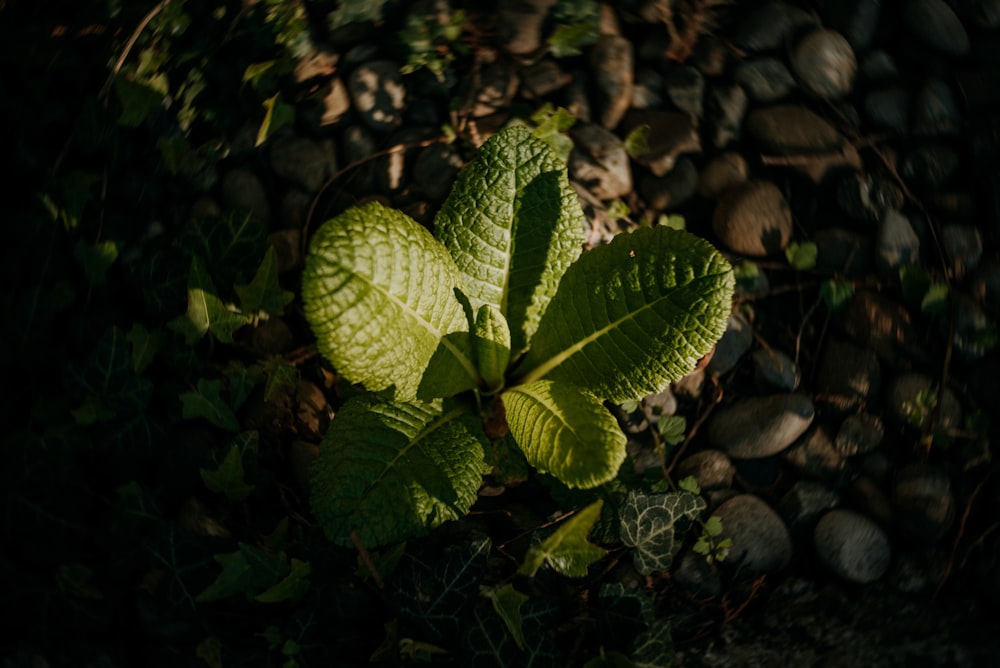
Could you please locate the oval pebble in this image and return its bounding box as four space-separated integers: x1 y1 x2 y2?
711 180 792 257
712 494 793 576
745 105 843 155
790 29 857 100
814 509 892 583
903 0 971 56
708 393 815 459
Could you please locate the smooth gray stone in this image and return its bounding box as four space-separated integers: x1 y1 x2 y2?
779 480 840 531
569 123 633 200
348 60 406 134
734 58 796 103
708 393 815 459
707 313 753 375
893 464 955 544
712 494 793 575
878 209 921 276
676 449 736 491
752 348 800 391
745 104 843 155
904 0 971 56
835 413 884 456
790 28 857 99
712 180 792 257
814 509 892 583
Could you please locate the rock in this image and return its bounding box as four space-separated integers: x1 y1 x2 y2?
644 385 678 420
971 262 1000 314
900 143 960 189
835 413 884 456
779 481 840 532
250 317 294 356
789 29 857 100
814 509 892 583
860 50 899 81
269 135 334 194
950 291 992 361
847 476 894 526
903 0 971 56
622 110 701 176
340 124 378 192
823 0 883 51
289 440 319 493
752 348 800 391
220 168 270 223
268 228 302 273
814 227 875 278
864 87 911 129
413 143 464 202
840 290 925 365
953 0 1000 27
317 76 351 128
520 59 572 99
676 450 736 491
673 550 721 597
462 59 519 118
783 426 846 479
592 35 634 129
712 180 792 257
348 60 406 134
816 339 881 411
712 494 793 576
734 58 797 103
639 158 699 211
706 313 753 375
496 0 557 55
568 123 633 200
877 209 921 276
732 1 820 52
295 379 331 441
942 224 983 278
745 104 843 155
893 464 955 544
835 170 904 223
708 393 815 459
706 82 747 148
912 78 962 135
698 152 749 199
663 64 705 117
631 67 664 109
886 372 963 430
563 71 592 123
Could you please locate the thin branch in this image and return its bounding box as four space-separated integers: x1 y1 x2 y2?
99 0 170 101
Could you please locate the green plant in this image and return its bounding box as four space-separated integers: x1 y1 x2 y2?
301 124 734 548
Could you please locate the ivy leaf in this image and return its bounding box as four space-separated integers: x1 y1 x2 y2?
597 583 654 649
200 438 256 501
179 211 268 288
518 500 606 577
517 226 734 403
393 536 491 642
180 378 240 431
169 256 252 344
126 323 163 374
262 357 299 402
113 76 163 127
256 93 295 147
309 395 487 547
254 558 311 603
921 282 949 317
235 246 293 316
66 327 153 421
486 584 530 650
463 598 560 666
434 124 586 355
631 619 676 668
302 201 479 402
503 380 626 489
619 491 706 575
74 239 119 285
196 543 289 603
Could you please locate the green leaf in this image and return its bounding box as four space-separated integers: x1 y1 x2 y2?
169 256 253 344
548 21 600 57
262 357 299 402
518 500 606 577
619 491 706 575
255 558 311 603
393 536 491 643
503 380 626 489
463 598 560 666
235 246 293 316
819 278 854 311
899 264 932 305
517 226 734 403
657 415 686 446
327 0 390 30
310 395 487 547
180 378 240 431
200 441 255 501
631 619 676 668
677 476 700 495
624 125 651 158
126 323 163 374
74 239 119 285
302 201 479 401
921 282 949 317
529 104 576 160
113 76 163 127
435 124 586 355
179 211 268 286
196 543 288 603
597 583 655 648
474 304 512 391
784 241 817 271
487 584 530 650
66 327 153 419
703 515 723 537
256 93 295 147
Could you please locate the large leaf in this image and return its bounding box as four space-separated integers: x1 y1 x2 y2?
619 491 706 575
309 394 487 547
516 226 734 402
302 201 479 401
435 124 585 355
503 380 626 489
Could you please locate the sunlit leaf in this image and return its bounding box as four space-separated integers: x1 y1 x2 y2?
518 500 606 577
